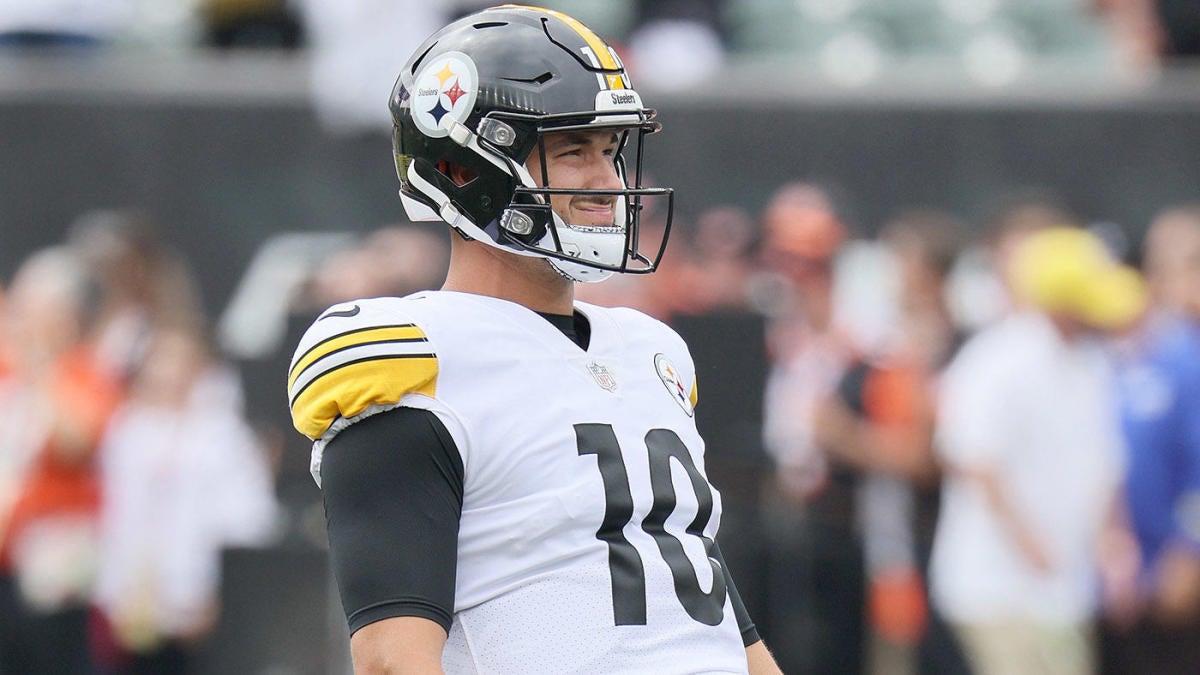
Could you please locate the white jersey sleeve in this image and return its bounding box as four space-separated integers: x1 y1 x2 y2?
288 297 467 486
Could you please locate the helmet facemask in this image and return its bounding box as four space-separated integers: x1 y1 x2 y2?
482 108 674 282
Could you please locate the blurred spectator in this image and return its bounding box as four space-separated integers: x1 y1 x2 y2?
0 247 123 674
0 0 132 48
200 0 302 49
758 182 861 674
305 225 450 310
676 205 758 315
815 209 971 674
1102 205 1200 674
1095 0 1168 69
989 199 1081 293
94 326 278 673
1153 0 1200 56
67 209 206 385
625 0 726 90
296 0 448 132
932 227 1145 675
759 181 852 356
948 196 1079 331
1096 0 1200 64
761 183 853 498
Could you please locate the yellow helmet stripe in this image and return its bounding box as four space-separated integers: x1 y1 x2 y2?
503 5 626 89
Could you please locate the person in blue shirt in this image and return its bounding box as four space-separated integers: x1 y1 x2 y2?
1105 205 1200 675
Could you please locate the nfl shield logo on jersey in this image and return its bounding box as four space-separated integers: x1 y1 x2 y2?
587 360 618 392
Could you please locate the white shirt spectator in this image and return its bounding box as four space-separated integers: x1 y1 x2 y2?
94 365 278 642
931 311 1126 625
296 0 448 133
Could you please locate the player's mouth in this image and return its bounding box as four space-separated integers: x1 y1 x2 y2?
571 197 616 225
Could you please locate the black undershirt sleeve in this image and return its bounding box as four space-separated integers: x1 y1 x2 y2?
713 542 761 647
319 406 464 635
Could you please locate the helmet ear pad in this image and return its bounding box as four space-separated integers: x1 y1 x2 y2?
399 154 516 238
397 115 543 240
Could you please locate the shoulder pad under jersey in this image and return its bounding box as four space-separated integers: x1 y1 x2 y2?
288 298 438 440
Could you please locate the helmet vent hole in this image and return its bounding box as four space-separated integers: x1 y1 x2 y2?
498 72 553 85
473 21 507 29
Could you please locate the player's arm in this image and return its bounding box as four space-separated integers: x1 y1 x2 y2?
319 406 464 674
746 639 784 675
690 352 781 673
711 542 781 673
350 618 447 675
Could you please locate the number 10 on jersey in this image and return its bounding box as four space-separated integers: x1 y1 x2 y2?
575 423 727 627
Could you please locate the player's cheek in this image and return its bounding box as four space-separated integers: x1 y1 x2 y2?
552 193 572 220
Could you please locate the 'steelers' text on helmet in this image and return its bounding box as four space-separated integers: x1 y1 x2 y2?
389 4 674 282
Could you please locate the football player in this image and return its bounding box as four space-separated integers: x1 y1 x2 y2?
288 5 781 673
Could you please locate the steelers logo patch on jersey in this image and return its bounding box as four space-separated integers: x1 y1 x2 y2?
654 353 695 417
410 51 479 139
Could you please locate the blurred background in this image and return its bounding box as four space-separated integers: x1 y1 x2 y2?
2 0 1200 673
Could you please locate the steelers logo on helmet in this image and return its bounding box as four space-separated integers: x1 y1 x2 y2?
410 51 479 139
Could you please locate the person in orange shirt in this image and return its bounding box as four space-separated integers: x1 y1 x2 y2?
0 246 123 675
814 209 972 675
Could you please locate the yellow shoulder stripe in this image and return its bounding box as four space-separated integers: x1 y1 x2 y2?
290 354 438 439
288 324 426 391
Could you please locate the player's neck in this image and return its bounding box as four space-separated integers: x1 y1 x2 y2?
442 237 575 315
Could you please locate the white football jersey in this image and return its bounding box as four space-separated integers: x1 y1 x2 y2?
289 291 748 674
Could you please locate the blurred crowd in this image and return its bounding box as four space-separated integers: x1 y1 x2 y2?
3 3 1200 675
579 185 1200 675
563 184 1200 675
0 212 280 674
4 185 1197 674
2 1 1200 130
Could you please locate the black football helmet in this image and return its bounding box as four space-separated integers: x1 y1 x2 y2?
389 4 673 282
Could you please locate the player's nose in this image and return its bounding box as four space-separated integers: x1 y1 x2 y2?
588 156 624 191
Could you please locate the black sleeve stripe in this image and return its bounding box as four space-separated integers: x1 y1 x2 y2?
289 323 421 378
289 352 436 408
